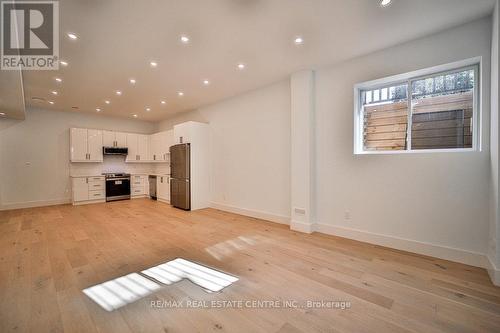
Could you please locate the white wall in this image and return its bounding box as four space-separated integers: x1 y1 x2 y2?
314 17 492 263
158 80 291 223
0 108 156 209
490 0 500 282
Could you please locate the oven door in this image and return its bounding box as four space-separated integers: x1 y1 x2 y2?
105 177 131 201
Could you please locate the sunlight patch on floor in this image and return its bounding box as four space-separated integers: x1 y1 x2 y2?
82 258 238 311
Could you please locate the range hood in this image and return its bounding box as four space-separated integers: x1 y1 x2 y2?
103 147 128 155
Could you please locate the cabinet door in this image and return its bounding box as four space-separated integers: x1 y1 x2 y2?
173 123 191 144
70 128 88 162
126 133 138 161
137 134 149 161
157 177 163 198
103 131 115 147
158 176 170 200
115 132 127 147
149 133 159 161
87 129 103 162
72 177 89 202
165 130 174 158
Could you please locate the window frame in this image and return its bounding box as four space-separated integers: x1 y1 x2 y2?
353 57 481 155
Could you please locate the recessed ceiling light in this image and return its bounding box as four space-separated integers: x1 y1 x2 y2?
178 91 184 97
129 78 136 84
96 108 101 112
0 112 6 116
380 0 392 7
145 107 151 112
203 79 210 85
51 91 58 95
59 60 68 66
55 77 62 82
150 61 158 67
133 114 138 118
237 63 245 70
180 35 190 44
67 32 78 40
105 100 110 104
116 90 122 96
161 100 166 105
48 101 54 104
294 36 304 45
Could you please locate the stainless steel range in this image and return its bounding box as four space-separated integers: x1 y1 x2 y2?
103 173 131 201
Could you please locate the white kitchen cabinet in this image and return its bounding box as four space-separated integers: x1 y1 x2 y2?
71 176 105 204
70 128 88 161
173 122 192 144
87 129 103 162
126 133 149 162
150 133 160 161
138 134 149 161
157 175 170 202
131 174 148 197
150 130 173 162
104 131 127 147
126 133 138 162
115 132 127 147
70 128 103 162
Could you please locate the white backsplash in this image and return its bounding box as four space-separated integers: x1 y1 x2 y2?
70 155 159 176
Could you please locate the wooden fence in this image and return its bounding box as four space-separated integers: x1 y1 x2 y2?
363 91 473 151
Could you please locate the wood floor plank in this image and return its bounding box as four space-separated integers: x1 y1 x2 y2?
0 199 499 333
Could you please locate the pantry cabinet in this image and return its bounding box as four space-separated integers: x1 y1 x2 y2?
70 128 103 162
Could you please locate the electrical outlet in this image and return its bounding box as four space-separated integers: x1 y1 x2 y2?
294 208 306 215
344 210 351 220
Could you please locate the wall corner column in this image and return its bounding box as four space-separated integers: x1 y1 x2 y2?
290 70 315 233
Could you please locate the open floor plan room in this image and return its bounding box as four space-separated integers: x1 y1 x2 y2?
1 0 500 332
2 200 500 333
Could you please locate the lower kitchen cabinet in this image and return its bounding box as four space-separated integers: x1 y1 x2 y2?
131 174 148 197
71 176 105 205
157 175 170 203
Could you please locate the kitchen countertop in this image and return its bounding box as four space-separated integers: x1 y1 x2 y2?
70 173 170 178
70 175 105 178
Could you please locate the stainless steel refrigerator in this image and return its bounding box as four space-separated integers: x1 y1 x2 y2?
170 143 190 210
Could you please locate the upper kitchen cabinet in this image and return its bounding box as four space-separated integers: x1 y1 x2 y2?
103 130 127 147
70 128 103 162
150 130 174 162
173 122 192 144
126 133 150 162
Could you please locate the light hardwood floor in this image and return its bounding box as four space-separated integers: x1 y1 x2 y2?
1 199 500 333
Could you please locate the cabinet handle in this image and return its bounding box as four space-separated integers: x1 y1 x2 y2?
161 177 163 183
153 155 156 161
86 178 89 184
180 136 183 143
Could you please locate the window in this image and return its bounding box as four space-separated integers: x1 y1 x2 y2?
354 62 479 153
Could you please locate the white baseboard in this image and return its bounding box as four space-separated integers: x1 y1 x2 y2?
210 202 290 225
487 256 500 286
314 222 489 269
0 198 71 211
290 220 314 233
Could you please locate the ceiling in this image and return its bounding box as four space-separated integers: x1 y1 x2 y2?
17 0 496 122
